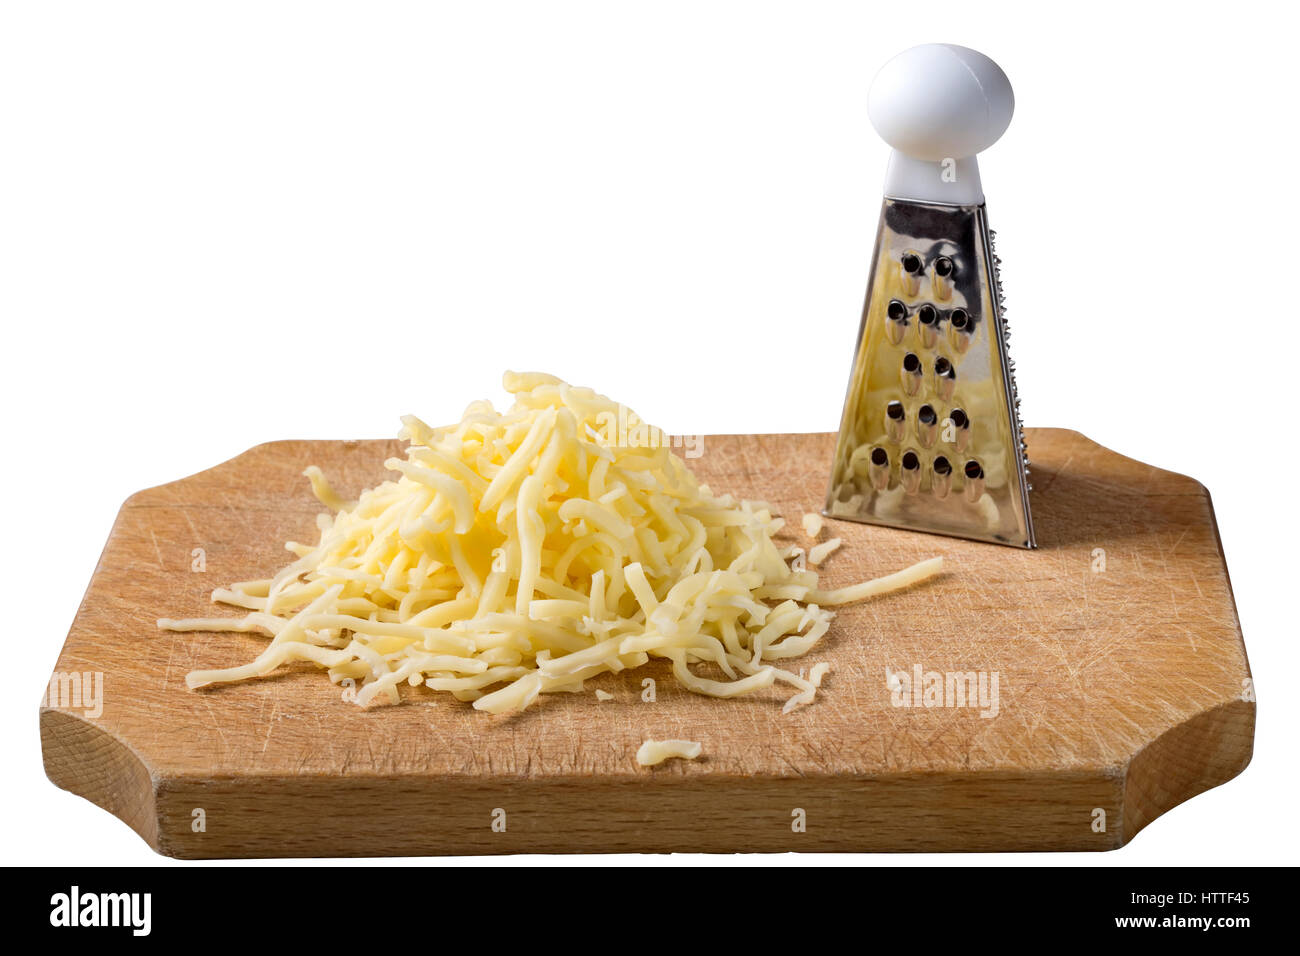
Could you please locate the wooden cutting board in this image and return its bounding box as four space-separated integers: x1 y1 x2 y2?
40 429 1253 857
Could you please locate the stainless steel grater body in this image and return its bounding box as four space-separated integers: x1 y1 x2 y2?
825 198 1035 548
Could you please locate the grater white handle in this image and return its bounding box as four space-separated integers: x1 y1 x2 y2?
869 44 1014 206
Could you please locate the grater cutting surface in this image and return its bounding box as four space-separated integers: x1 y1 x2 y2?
826 198 1034 548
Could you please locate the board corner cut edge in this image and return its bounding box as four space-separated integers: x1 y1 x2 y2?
1116 696 1256 848
40 705 166 856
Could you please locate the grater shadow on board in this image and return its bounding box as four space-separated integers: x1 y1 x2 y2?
826 44 1034 548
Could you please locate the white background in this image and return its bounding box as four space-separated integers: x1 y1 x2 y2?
2 0 1295 866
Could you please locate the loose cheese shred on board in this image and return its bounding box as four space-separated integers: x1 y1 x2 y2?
636 739 703 766
808 537 842 566
159 372 942 713
801 512 824 539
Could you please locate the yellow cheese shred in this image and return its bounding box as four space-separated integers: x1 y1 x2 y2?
808 536 842 566
636 739 703 766
159 372 942 713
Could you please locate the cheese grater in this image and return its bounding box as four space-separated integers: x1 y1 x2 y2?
826 44 1034 548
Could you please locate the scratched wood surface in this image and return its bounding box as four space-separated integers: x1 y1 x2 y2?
40 429 1253 857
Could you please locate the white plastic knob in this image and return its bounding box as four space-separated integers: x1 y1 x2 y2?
868 44 1014 205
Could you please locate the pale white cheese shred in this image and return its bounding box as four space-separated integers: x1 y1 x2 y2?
801 512 824 539
595 689 614 701
159 372 942 713
636 739 702 766
808 537 842 566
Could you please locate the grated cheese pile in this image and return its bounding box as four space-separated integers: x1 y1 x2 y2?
159 372 941 714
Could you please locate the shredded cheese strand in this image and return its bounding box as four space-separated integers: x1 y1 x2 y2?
636 739 703 766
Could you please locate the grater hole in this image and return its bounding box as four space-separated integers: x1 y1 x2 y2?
902 352 921 373
935 356 954 378
918 404 937 425
933 256 954 277
886 401 905 421
917 304 938 325
949 408 969 428
949 308 970 330
901 451 920 471
901 253 923 275
933 455 952 476
964 460 984 480
870 447 889 467
888 300 908 322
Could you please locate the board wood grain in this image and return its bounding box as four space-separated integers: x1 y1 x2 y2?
40 429 1254 857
